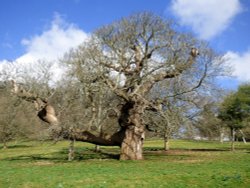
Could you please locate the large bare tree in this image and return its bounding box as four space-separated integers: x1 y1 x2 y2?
63 12 221 160
9 12 227 160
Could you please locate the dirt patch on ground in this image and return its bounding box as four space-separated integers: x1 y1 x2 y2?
33 161 55 166
144 149 206 163
145 149 193 155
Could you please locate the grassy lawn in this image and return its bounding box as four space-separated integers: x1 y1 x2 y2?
0 139 249 188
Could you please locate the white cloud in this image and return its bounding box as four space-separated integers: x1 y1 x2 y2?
17 13 88 63
0 13 89 83
170 0 242 40
224 50 250 82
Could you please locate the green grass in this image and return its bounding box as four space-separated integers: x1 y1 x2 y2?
0 140 250 188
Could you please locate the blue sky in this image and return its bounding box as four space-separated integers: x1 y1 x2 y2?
1 0 250 89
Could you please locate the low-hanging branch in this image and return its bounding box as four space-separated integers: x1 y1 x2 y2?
10 80 126 147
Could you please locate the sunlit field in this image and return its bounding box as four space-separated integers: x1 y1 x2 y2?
0 139 249 188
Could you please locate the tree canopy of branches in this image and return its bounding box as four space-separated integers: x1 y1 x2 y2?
62 12 227 159
9 12 228 160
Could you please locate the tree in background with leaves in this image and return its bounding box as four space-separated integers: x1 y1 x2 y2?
194 102 226 141
0 82 41 148
219 84 250 150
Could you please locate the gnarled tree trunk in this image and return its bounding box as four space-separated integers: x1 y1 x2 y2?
120 126 145 160
119 101 145 160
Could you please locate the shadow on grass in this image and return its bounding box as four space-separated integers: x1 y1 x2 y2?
144 147 228 152
4 144 249 162
4 147 120 162
58 147 120 161
4 154 66 162
145 147 250 158
188 148 228 152
144 147 164 151
1 144 32 150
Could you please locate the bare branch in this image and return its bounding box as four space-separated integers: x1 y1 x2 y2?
167 59 208 98
10 80 59 125
152 48 199 83
64 128 125 146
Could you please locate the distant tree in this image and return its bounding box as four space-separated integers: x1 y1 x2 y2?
218 84 250 150
0 82 24 148
145 50 227 149
144 98 183 151
194 102 225 141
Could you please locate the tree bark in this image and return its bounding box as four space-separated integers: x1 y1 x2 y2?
164 117 171 151
64 129 124 146
231 128 235 151
164 135 170 151
119 101 145 160
120 126 145 160
220 127 225 143
68 139 75 161
239 129 247 144
94 145 100 152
